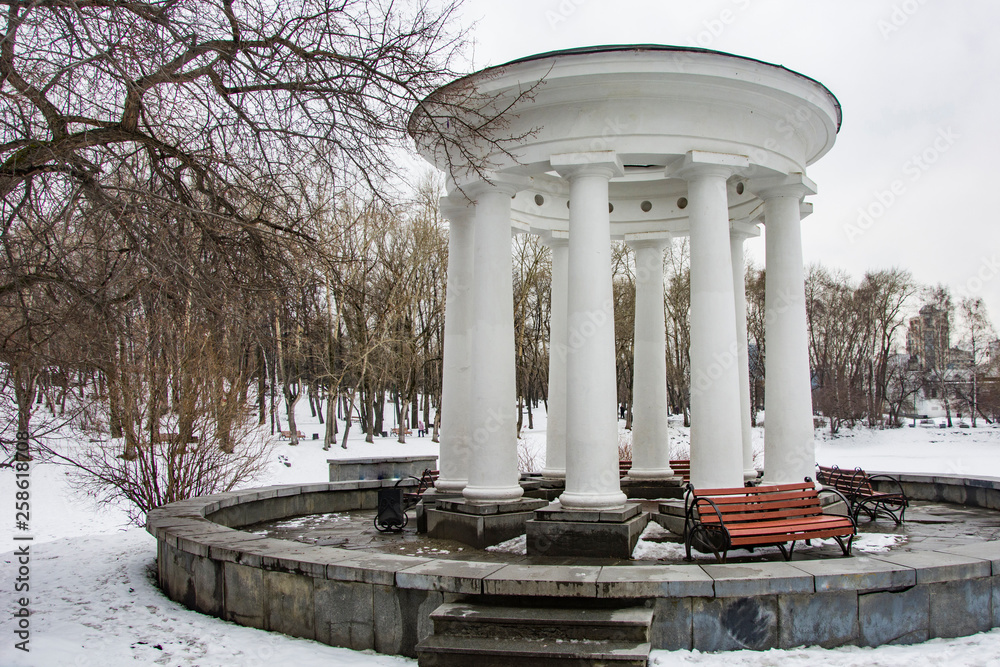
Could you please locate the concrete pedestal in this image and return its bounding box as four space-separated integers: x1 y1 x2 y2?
426 498 548 549
416 488 465 533
525 502 648 559
620 477 685 500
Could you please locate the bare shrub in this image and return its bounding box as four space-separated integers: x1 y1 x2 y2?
517 437 541 474
65 416 272 526
618 430 633 461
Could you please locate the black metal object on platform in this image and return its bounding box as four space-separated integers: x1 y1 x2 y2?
375 487 408 532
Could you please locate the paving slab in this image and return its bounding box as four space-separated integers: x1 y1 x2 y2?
700 562 814 597
483 563 601 597
259 544 354 577
207 535 299 567
788 555 915 592
869 550 991 583
395 559 506 594
596 564 714 598
937 540 1000 575
327 553 432 586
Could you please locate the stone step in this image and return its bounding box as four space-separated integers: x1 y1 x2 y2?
429 601 653 642
416 635 651 667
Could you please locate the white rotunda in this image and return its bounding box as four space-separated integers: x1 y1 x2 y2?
409 45 840 556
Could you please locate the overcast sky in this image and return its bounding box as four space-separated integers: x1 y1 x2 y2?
444 0 1000 333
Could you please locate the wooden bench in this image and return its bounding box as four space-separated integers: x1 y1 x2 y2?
391 427 413 437
398 468 440 510
816 465 908 525
619 459 632 477
279 430 305 440
683 480 856 562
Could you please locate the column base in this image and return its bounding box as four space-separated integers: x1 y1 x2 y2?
540 467 566 480
525 502 648 558
425 497 548 549
462 484 525 504
434 479 468 493
625 467 678 480
558 490 628 511
744 469 762 483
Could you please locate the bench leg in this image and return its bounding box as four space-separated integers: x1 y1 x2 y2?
832 534 853 556
777 542 795 561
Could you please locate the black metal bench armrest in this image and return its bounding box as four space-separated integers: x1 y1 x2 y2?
817 487 858 529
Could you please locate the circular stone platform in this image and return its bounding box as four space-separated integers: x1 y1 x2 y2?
148 472 1000 657
241 499 1000 565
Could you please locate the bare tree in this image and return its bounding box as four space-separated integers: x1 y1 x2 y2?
745 262 766 426
958 297 996 426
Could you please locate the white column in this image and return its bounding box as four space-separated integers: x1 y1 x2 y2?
541 231 569 480
552 152 627 511
436 197 474 492
754 175 817 485
625 233 675 480
678 152 748 490
731 226 757 482
462 181 524 504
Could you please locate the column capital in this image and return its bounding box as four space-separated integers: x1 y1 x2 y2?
729 219 761 241
747 173 817 200
675 150 750 181
461 172 531 199
550 151 624 180
624 231 671 251
439 195 475 224
540 229 570 248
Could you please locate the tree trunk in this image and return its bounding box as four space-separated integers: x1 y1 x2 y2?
341 388 356 449
516 394 524 437
364 384 375 443
257 349 267 425
284 382 301 445
422 392 431 437
324 387 336 450
396 392 407 444
432 397 441 443
373 389 385 436
13 365 36 444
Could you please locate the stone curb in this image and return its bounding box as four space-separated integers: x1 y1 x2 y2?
146 474 998 597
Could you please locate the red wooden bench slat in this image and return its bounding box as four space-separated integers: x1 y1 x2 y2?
730 525 855 545
726 516 854 535
700 507 826 525
694 482 813 497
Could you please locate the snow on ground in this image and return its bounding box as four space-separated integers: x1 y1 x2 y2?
2 401 1000 666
